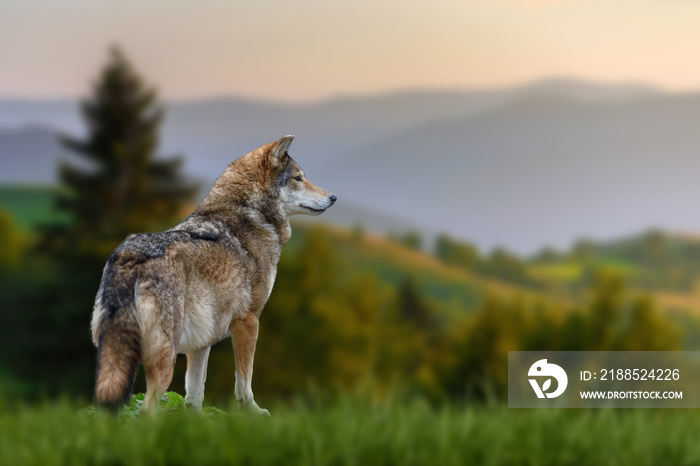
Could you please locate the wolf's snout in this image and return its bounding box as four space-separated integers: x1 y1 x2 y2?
329 194 337 205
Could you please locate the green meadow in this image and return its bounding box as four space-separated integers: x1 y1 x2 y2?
1 395 699 466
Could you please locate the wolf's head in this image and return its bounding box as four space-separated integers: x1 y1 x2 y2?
202 135 336 221
261 135 337 216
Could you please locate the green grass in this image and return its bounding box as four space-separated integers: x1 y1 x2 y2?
2 395 700 465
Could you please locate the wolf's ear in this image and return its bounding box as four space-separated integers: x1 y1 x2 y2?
271 134 294 162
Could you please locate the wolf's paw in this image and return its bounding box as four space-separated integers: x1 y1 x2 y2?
239 400 271 417
184 401 203 414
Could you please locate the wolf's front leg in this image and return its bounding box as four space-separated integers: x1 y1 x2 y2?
184 346 211 411
231 312 269 417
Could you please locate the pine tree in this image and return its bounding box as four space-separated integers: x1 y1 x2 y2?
45 47 197 260
18 48 198 397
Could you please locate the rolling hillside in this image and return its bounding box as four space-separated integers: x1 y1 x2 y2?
290 221 568 316
6 183 700 317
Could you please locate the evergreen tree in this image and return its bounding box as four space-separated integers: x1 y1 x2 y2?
44 47 197 261
17 48 197 398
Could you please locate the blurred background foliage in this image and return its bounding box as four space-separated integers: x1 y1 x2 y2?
0 49 696 405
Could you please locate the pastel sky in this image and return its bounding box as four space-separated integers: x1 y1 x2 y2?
2 0 700 101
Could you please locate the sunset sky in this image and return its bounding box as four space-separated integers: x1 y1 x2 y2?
2 0 700 101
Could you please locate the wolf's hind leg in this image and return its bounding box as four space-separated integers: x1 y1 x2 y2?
231 312 269 416
142 348 176 416
185 346 211 411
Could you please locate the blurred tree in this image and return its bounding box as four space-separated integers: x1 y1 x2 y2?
481 247 530 285
616 295 681 351
444 295 516 400
392 276 440 396
587 271 625 351
397 276 432 327
389 231 423 251
42 47 197 261
572 238 597 263
559 310 590 351
253 227 344 397
434 234 479 270
533 246 561 263
638 229 669 268
6 47 198 399
0 207 26 269
0 208 31 396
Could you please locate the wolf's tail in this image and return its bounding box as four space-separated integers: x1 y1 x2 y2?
94 317 140 410
94 267 141 411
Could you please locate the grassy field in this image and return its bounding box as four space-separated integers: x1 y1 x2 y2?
2 396 700 466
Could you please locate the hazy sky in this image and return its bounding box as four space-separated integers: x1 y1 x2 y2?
2 0 700 101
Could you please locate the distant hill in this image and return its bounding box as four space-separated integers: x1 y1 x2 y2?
0 77 659 184
325 92 700 252
2 78 691 252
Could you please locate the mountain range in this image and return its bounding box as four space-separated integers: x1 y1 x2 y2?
4 77 700 253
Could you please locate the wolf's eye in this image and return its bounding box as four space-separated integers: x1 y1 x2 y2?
294 176 302 182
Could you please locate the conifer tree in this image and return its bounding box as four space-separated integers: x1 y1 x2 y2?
46 47 197 260
23 48 198 396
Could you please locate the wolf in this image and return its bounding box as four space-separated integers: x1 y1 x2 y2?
91 135 336 416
